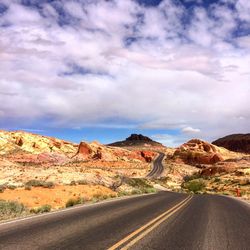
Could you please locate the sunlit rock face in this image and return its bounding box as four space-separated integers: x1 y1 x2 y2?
173 139 224 165
0 130 77 156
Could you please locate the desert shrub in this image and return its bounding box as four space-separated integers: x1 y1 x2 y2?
224 179 231 184
24 185 32 190
42 182 54 188
77 180 87 185
183 173 201 182
92 193 108 200
183 180 205 193
202 175 211 180
25 180 54 189
91 192 116 201
159 176 170 182
101 194 108 200
66 198 78 207
25 180 42 187
7 185 17 190
65 197 84 208
0 185 6 193
38 204 51 213
144 187 156 193
127 178 152 189
129 178 157 194
109 193 117 198
0 200 26 219
122 178 156 195
30 204 51 214
118 191 130 197
91 198 98 203
131 187 156 195
131 189 142 195
70 180 76 186
214 177 221 182
110 179 123 191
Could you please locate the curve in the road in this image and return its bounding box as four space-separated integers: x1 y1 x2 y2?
146 152 165 179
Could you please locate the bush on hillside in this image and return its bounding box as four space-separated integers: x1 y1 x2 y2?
183 173 201 182
65 197 84 208
30 204 52 214
0 200 26 220
25 180 54 189
182 180 205 194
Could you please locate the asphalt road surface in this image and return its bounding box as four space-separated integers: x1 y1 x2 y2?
146 152 165 178
0 191 249 250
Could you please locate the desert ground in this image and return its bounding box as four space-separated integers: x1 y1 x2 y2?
0 131 249 221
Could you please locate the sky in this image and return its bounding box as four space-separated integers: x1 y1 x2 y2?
0 0 249 146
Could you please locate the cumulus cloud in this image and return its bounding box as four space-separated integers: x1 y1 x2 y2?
182 127 201 134
0 0 249 143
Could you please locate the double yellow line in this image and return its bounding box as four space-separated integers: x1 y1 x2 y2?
108 195 193 250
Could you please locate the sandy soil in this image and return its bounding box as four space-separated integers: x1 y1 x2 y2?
0 185 116 209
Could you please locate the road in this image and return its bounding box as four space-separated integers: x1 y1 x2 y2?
146 152 165 178
0 191 249 250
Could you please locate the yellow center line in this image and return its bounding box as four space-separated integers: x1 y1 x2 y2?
108 195 193 250
121 196 192 249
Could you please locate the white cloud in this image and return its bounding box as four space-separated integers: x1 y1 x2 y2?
0 0 249 142
236 0 250 22
182 127 201 134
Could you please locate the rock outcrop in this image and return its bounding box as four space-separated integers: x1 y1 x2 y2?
108 134 163 147
0 130 77 156
75 141 117 161
0 130 155 166
200 156 250 177
141 151 155 162
212 134 250 154
75 141 154 162
77 142 92 156
174 139 224 165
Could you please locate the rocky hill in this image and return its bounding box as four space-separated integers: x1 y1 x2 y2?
173 139 241 165
0 130 78 156
108 134 163 147
0 130 156 165
212 134 250 154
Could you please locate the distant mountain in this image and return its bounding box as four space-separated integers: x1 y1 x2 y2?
108 134 163 147
212 134 250 154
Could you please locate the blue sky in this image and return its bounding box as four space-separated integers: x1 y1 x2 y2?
0 0 249 146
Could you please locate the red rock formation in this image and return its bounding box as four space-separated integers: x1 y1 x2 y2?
200 165 236 176
77 142 92 156
93 148 102 160
141 151 155 163
15 137 24 147
174 139 224 165
52 141 62 149
200 166 228 176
